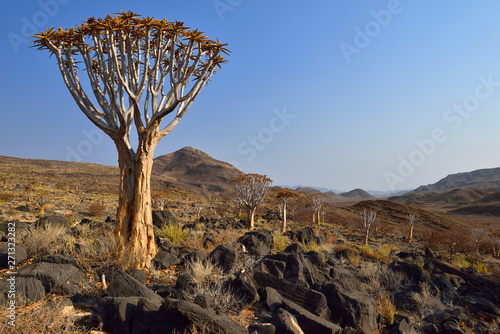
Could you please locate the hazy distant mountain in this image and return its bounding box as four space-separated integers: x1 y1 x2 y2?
412 167 500 193
152 146 243 195
340 189 375 200
280 185 344 193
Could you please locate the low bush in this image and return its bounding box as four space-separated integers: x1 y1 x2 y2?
156 223 189 244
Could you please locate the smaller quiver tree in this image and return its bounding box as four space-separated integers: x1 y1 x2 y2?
232 173 272 230
407 214 418 243
276 189 295 233
360 208 377 246
471 228 488 254
308 193 326 224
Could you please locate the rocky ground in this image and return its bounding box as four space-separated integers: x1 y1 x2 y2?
0 211 499 334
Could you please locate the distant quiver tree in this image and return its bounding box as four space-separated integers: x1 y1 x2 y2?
276 189 294 233
32 11 229 269
232 173 272 230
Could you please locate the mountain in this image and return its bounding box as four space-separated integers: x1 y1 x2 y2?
152 146 243 195
412 167 500 193
340 188 375 200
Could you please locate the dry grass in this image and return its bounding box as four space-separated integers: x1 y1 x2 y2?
377 291 396 325
156 224 189 244
0 298 93 334
272 232 290 252
21 223 72 257
411 282 443 317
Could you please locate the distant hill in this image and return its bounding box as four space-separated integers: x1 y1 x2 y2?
340 188 375 200
412 167 500 193
152 146 243 195
295 187 324 195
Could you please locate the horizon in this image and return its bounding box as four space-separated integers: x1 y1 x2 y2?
2 1 500 192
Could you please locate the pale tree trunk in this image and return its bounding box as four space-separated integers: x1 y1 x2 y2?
281 202 287 233
363 228 369 246
246 206 256 230
316 211 321 225
115 141 157 270
408 225 414 243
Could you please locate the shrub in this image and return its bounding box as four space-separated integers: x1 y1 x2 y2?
89 202 106 217
411 282 443 317
379 267 411 293
377 291 396 325
272 232 290 252
155 223 189 244
21 223 70 257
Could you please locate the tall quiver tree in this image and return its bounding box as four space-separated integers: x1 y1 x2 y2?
407 214 418 243
276 189 295 233
32 11 229 269
308 193 325 224
232 173 272 230
360 208 377 246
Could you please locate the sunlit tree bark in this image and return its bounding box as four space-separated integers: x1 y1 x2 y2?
32 11 229 269
360 208 377 246
277 189 294 233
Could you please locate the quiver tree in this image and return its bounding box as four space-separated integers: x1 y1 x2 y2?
407 214 418 243
360 208 377 246
276 189 295 233
308 193 325 224
471 228 488 254
32 11 229 269
232 173 272 230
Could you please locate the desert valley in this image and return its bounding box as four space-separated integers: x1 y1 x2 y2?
0 147 499 334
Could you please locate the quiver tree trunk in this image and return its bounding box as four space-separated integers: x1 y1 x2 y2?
115 142 157 270
282 203 287 233
246 206 257 230
408 224 414 243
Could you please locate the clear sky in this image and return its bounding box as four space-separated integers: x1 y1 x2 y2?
1 0 500 192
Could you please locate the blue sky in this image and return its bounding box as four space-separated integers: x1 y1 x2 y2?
1 0 500 192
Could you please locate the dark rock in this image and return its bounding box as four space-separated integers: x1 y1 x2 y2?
17 262 85 295
151 251 179 270
442 319 465 334
194 293 213 309
272 308 304 334
432 275 457 303
284 243 305 254
244 230 274 247
153 284 175 299
305 251 324 267
0 221 30 239
127 269 147 285
253 272 329 318
37 254 79 268
94 296 161 334
252 258 286 279
181 250 206 265
319 267 378 334
390 319 416 334
238 233 271 257
453 294 500 320
0 242 27 269
421 323 440 334
296 227 317 245
281 298 342 334
248 323 276 334
388 261 435 288
335 248 360 262
207 244 238 274
0 277 45 306
229 271 259 310
150 298 247 334
106 271 162 305
265 287 284 312
35 215 71 232
152 210 178 229
264 252 329 287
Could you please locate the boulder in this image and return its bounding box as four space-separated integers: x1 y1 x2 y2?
35 215 71 232
284 243 305 254
152 210 178 229
0 242 27 269
272 308 304 334
319 267 379 334
281 298 342 334
207 244 238 274
253 272 329 318
106 271 162 305
36 254 79 268
229 271 259 310
17 262 85 295
0 277 45 306
94 296 161 334
151 251 179 270
150 298 247 334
